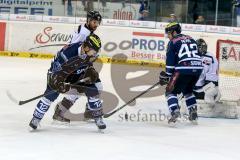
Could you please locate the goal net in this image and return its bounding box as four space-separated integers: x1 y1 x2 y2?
217 40 240 102
190 40 240 119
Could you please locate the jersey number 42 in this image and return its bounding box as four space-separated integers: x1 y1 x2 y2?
178 43 200 59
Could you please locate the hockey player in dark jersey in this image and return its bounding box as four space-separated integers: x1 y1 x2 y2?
159 22 203 124
52 11 102 123
29 34 106 131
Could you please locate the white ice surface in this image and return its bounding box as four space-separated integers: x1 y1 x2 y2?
0 57 240 160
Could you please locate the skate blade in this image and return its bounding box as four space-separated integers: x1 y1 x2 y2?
28 127 36 132
52 120 70 126
28 125 40 132
190 120 198 125
83 119 95 123
168 119 181 127
98 129 105 133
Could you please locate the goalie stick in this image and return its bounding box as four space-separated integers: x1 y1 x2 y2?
6 77 90 105
103 81 160 118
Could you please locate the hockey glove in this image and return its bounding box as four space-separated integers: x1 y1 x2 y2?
159 71 170 86
83 66 99 84
48 71 70 93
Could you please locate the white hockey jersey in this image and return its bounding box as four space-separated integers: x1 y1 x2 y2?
70 24 93 44
195 52 219 87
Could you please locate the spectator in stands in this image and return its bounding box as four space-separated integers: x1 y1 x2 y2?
138 10 149 21
82 0 94 11
67 0 73 16
139 0 149 14
195 15 205 24
236 0 240 27
192 0 199 24
139 0 150 19
169 13 178 22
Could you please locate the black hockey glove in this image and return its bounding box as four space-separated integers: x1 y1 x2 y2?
159 71 170 86
48 71 70 93
83 66 99 84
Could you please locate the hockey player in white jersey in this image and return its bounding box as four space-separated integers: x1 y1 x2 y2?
52 11 103 123
70 11 102 44
194 38 221 105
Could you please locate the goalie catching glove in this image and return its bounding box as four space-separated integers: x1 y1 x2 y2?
159 71 171 86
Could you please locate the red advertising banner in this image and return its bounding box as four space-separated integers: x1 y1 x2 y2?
0 22 6 51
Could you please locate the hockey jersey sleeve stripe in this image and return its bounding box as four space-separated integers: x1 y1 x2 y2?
166 72 173 76
175 66 203 70
166 68 174 75
166 66 175 69
60 51 68 62
178 58 202 64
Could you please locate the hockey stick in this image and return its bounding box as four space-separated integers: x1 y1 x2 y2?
6 77 90 105
6 90 45 105
103 81 160 118
7 55 99 105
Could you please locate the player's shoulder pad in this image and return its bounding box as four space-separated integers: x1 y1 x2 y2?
171 34 193 44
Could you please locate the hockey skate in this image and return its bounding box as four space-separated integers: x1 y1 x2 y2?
188 106 198 125
168 109 181 126
94 117 106 131
29 117 41 131
52 104 70 123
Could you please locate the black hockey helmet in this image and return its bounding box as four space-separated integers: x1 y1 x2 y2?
165 22 181 34
84 34 101 52
87 11 102 23
196 38 207 55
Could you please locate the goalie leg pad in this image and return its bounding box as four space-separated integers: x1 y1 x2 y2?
202 82 221 104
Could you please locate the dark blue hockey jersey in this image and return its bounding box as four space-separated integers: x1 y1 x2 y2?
165 34 203 75
49 42 91 76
